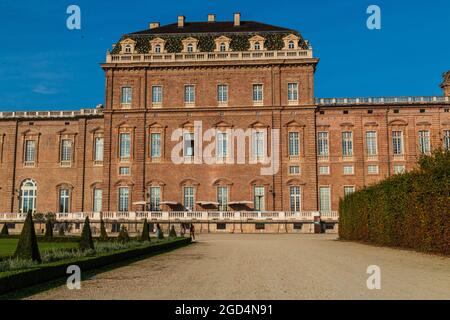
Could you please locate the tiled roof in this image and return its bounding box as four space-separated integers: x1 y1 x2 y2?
130 21 293 36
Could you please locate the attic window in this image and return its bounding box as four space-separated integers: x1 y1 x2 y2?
124 45 132 54
220 43 226 52
288 41 295 49
254 42 261 50
155 44 161 53
187 43 193 53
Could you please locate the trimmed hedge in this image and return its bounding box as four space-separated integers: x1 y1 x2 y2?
0 238 191 295
339 150 450 254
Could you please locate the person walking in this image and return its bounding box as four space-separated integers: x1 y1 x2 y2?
189 223 195 241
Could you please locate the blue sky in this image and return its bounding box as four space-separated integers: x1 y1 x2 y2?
0 0 448 110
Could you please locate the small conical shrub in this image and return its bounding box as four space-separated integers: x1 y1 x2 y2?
156 225 164 240
44 219 53 241
169 225 177 238
1 223 9 236
99 219 109 242
140 219 150 242
79 217 95 251
117 225 130 243
14 211 41 263
58 225 65 236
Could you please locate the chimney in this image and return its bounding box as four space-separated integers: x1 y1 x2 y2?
441 71 450 97
149 22 160 29
208 14 216 23
234 12 241 27
178 15 185 28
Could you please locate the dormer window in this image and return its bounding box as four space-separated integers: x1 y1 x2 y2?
220 43 226 52
150 37 166 54
249 35 266 51
288 41 295 49
283 34 300 50
187 43 193 52
119 38 137 54
214 36 231 52
155 44 161 53
124 45 132 54
254 42 261 50
182 37 199 53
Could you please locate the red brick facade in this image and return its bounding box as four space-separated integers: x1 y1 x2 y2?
0 17 449 217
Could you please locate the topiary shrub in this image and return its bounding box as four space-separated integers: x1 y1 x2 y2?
117 226 130 243
99 219 109 242
44 219 53 241
14 211 41 263
79 217 95 251
1 224 9 236
169 225 177 239
140 219 150 242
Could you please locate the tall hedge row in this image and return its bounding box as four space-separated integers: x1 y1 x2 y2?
339 150 450 255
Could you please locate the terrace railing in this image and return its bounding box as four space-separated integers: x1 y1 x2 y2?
316 96 449 106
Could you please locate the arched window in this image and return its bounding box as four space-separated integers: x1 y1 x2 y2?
20 179 37 213
254 42 261 50
124 45 132 54
288 40 295 49
155 44 161 53
187 43 193 52
220 43 226 52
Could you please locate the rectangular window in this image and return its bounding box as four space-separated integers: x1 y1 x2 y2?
444 130 450 151
368 165 379 174
149 187 161 211
61 139 72 164
216 132 228 159
392 131 403 155
217 85 228 103
254 186 265 211
93 188 102 213
343 165 354 175
253 84 263 102
344 186 355 196
24 140 36 164
119 133 131 160
121 87 132 104
319 166 330 175
418 130 431 154
342 132 353 157
319 187 331 212
183 132 195 158
183 187 195 211
318 132 329 157
290 186 301 212
152 86 163 104
59 189 70 213
217 187 228 211
252 131 265 158
288 83 298 101
366 131 378 156
184 85 195 104
289 132 300 157
394 165 406 175
150 133 161 158
289 165 300 175
118 187 129 212
119 167 130 175
94 137 104 162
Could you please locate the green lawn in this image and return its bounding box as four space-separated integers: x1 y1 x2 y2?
0 239 78 258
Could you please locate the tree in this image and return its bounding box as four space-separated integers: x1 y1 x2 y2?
169 225 177 238
117 225 130 243
99 219 109 242
140 219 150 242
79 216 95 251
1 223 9 236
14 211 41 263
44 219 53 241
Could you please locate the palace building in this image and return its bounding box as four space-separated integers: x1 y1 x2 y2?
0 13 449 233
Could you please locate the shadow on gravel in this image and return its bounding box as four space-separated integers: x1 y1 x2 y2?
0 241 196 300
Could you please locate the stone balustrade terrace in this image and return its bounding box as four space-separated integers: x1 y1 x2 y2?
0 108 103 119
0 211 339 222
316 96 450 106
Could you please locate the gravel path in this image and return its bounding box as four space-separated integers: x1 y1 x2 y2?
27 234 450 300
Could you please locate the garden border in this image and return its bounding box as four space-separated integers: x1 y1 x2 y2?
0 237 191 295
